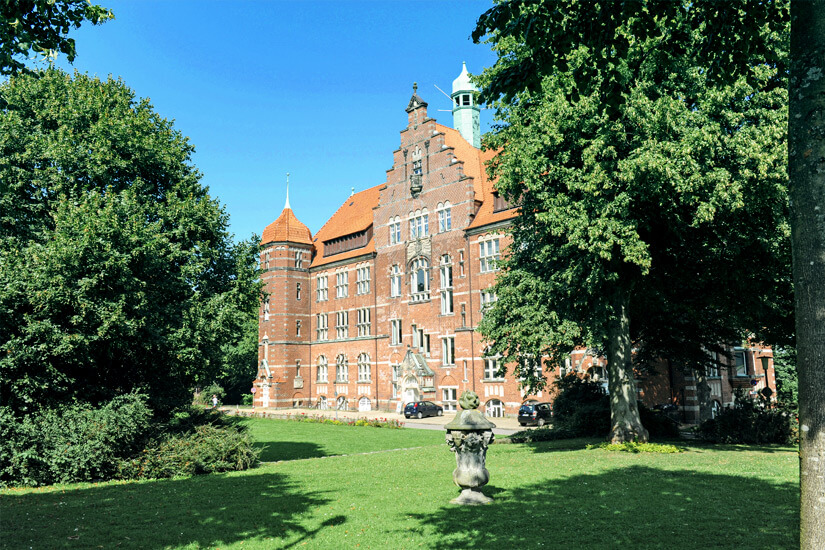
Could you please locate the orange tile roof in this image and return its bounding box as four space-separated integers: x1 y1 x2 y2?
435 123 516 230
261 207 313 246
310 184 383 268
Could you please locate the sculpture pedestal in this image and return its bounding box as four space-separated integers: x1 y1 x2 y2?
451 487 493 505
444 401 496 506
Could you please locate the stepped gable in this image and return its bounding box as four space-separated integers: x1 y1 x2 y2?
310 184 383 268
436 123 516 229
261 206 313 246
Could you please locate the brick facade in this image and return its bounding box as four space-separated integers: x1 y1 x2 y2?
253 84 775 422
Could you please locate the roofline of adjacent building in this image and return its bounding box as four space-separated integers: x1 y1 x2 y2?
309 251 377 272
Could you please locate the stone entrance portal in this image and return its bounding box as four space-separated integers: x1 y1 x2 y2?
398 350 435 406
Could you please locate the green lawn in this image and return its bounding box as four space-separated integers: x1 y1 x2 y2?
0 419 799 549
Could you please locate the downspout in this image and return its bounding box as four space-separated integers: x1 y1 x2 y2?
465 232 476 394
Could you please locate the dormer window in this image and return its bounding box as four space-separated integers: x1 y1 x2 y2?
462 94 471 106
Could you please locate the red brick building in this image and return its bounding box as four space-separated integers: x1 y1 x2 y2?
253 65 775 422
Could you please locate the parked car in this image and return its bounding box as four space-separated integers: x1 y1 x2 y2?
404 401 443 419
518 402 552 427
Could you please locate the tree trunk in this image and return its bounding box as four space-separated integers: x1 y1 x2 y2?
606 290 649 443
696 370 713 423
790 3 825 548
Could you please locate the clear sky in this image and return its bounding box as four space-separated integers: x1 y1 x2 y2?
54 0 497 241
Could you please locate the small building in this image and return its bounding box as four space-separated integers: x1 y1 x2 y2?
253 64 775 423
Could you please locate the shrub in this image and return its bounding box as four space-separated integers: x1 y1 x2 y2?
638 403 681 439
241 394 253 406
193 383 225 407
586 441 685 453
550 374 611 437
0 393 152 487
509 426 579 443
121 424 260 479
697 392 797 445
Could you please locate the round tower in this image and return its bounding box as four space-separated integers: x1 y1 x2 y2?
451 62 481 148
255 180 313 409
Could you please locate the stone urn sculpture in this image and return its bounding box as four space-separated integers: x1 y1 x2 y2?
444 390 496 505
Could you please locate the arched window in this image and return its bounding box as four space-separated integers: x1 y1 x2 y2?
486 399 503 418
357 353 371 382
389 216 402 245
336 354 348 383
317 356 328 383
410 257 430 302
437 201 452 233
318 395 328 410
409 208 429 239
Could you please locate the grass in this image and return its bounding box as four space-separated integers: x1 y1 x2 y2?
0 419 799 549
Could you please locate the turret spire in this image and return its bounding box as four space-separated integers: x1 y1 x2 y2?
285 172 291 210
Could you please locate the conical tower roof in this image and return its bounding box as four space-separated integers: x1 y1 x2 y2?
261 206 312 245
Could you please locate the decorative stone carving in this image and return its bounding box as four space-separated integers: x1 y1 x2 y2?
406 236 431 263
444 390 496 505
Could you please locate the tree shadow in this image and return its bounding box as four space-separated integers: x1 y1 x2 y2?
1 470 342 549
256 440 329 462
408 465 798 549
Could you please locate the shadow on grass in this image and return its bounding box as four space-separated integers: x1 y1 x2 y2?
409 465 798 549
1 470 340 549
256 441 327 462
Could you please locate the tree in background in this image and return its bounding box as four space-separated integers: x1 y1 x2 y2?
473 1 791 442
0 69 262 415
788 1 825 546
0 0 112 75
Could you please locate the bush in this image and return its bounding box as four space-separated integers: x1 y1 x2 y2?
586 441 685 453
241 394 253 406
121 424 260 479
697 392 797 445
551 375 611 437
0 393 153 487
639 403 681 439
193 383 225 407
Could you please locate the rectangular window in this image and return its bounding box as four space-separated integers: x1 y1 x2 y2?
440 260 453 315
479 238 500 273
317 360 328 383
734 349 748 376
390 319 402 345
357 308 371 336
316 275 328 302
484 357 503 380
356 266 370 295
296 320 301 337
442 388 457 411
296 282 302 300
316 314 328 341
391 364 400 398
480 289 498 316
358 360 370 382
263 298 270 321
336 311 349 339
707 352 721 378
410 214 429 239
336 271 348 298
295 250 304 268
389 219 401 245
442 336 455 366
390 265 402 298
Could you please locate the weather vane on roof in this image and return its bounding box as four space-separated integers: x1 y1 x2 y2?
413 82 418 94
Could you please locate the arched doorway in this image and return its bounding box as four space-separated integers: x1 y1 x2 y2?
336 396 348 410
358 397 372 412
261 383 270 408
402 376 420 404
317 396 328 410
292 393 305 408
486 399 503 418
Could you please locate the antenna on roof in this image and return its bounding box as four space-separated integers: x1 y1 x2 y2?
285 172 291 210
434 84 454 112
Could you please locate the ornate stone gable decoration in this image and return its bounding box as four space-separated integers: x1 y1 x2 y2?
410 146 423 197
398 350 436 400
406 235 431 264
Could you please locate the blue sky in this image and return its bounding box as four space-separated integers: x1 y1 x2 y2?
55 0 497 241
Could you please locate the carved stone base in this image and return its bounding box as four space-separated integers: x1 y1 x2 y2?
450 487 493 506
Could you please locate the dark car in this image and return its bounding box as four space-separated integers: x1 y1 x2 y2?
518 402 552 426
404 401 444 419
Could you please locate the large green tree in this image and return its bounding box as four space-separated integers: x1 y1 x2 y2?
0 0 112 75
474 1 791 442
0 69 262 415
789 1 825 546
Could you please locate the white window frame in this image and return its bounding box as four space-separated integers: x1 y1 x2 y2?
734 349 748 377
357 307 371 336
357 353 371 382
441 336 455 366
296 282 302 300
316 313 328 341
390 264 402 298
442 387 458 411
437 202 452 233
480 288 498 316
316 275 328 302
316 356 328 383
336 354 348 383
295 250 304 268
263 298 270 321
486 399 504 418
410 257 430 302
336 270 348 298
484 356 504 380
440 254 453 315
390 319 402 346
296 320 301 337
389 216 401 245
479 237 501 273
409 209 429 239
336 311 349 339
356 265 370 295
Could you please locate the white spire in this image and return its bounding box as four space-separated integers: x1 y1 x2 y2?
285 172 291 210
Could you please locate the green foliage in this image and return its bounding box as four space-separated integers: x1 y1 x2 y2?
551 375 611 437
509 426 580 443
193 383 225 407
772 346 798 408
638 403 680 439
282 413 404 429
473 1 792 439
0 0 113 75
0 70 263 415
0 393 152 487
120 424 260 480
697 392 798 445
586 441 685 454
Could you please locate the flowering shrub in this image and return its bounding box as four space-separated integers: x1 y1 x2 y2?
285 413 404 429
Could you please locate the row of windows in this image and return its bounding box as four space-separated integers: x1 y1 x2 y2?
260 249 306 270
315 353 372 383
387 203 453 246
312 239 498 305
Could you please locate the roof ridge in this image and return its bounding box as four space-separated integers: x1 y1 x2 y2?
313 183 384 242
